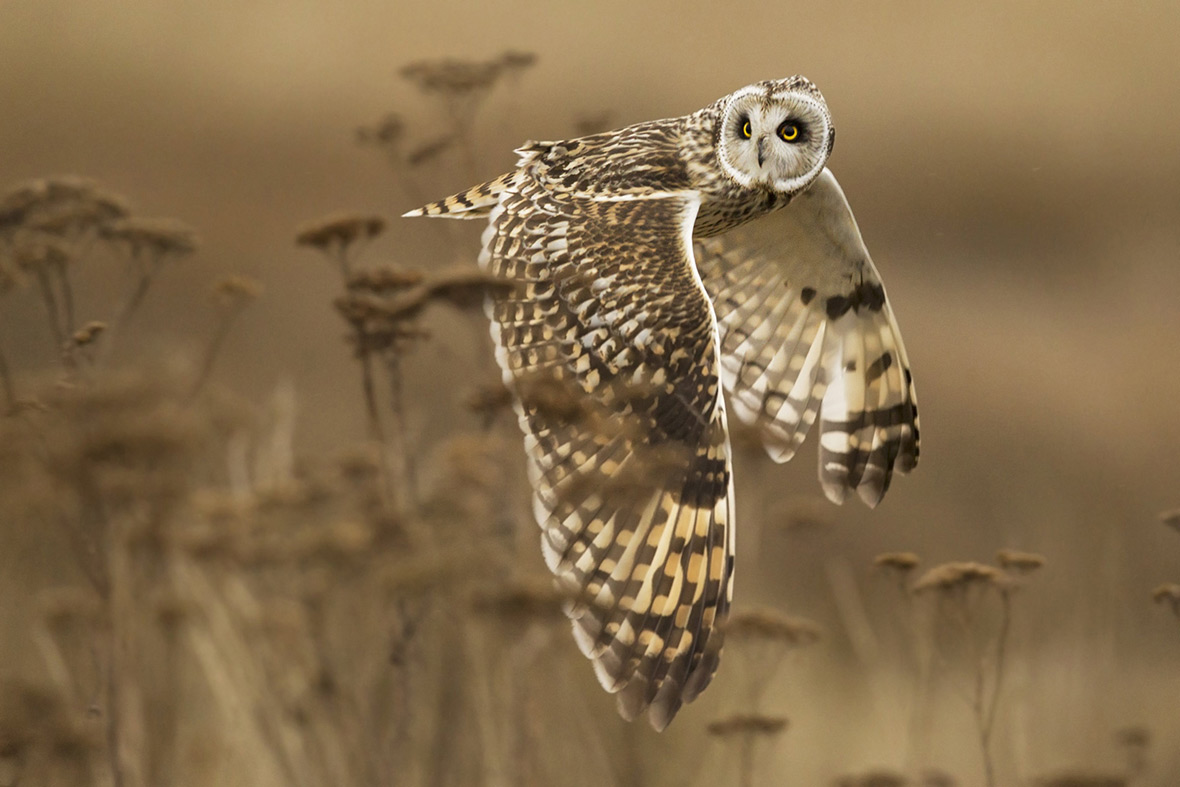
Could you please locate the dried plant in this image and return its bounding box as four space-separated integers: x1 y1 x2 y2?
875 551 922 592
464 381 514 430
707 713 789 787
100 217 199 347
0 178 216 374
188 275 263 398
573 111 616 137
295 213 385 280
704 609 815 787
1149 508 1180 637
1150 583 1180 619
722 607 820 710
995 548 1046 575
910 556 1043 787
398 56 506 177
911 561 1004 597
1159 508 1180 534
919 768 958 786
1033 772 1127 787
834 769 910 787
1113 724 1150 780
0 681 103 786
405 135 457 168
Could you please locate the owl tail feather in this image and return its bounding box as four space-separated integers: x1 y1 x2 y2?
402 172 514 219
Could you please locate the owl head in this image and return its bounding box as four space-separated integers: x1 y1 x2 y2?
715 77 834 195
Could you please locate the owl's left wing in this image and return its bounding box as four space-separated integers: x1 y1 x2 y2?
482 172 734 730
694 168 920 507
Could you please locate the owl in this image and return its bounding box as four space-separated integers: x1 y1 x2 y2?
405 76 919 729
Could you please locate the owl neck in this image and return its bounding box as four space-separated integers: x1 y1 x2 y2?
679 109 787 238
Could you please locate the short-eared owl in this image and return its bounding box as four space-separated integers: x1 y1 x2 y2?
406 76 919 729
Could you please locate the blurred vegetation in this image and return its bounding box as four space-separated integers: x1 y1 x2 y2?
0 36 1178 787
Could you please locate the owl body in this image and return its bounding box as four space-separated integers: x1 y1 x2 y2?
406 77 919 730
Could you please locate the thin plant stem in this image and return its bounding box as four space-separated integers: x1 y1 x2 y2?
385 353 417 511
358 346 384 441
0 341 15 411
116 253 161 327
737 734 755 787
32 266 76 369
51 257 78 339
188 305 246 400
982 589 1012 765
101 251 161 365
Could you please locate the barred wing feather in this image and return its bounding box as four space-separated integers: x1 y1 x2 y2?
480 172 735 730
695 168 920 507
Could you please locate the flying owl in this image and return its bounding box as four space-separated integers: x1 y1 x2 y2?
405 76 919 729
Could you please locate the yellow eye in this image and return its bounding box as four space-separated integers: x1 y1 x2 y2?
741 120 752 139
779 123 799 142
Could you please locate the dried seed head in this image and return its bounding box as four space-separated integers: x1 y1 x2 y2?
12 235 71 272
834 770 909 787
1114 725 1150 748
1151 583 1180 616
406 136 455 167
0 176 129 233
346 267 425 293
191 488 253 522
99 217 198 257
380 546 503 597
335 445 383 483
912 561 1003 595
295 213 385 251
777 496 836 533
291 520 375 562
400 58 503 95
355 113 405 146
464 382 513 420
1033 771 1127 787
0 680 101 765
722 608 821 648
213 274 263 304
874 551 921 574
151 589 192 630
39 587 105 630
0 261 21 293
573 111 615 137
921 769 958 787
705 713 788 738
996 548 1046 574
422 269 515 310
70 321 107 347
498 50 538 73
469 575 583 626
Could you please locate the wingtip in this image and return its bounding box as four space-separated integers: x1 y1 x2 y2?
401 208 424 218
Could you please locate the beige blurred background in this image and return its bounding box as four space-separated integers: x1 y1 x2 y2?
2 1 1179 784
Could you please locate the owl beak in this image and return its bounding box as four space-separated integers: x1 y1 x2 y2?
756 137 767 168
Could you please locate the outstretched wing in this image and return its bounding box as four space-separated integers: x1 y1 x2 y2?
694 168 920 507
481 172 734 730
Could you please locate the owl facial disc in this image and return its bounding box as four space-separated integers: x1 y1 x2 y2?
716 78 835 195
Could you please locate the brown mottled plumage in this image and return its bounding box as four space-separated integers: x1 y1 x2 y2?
405 76 919 729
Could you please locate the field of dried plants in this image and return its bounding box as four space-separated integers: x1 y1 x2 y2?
2 4 1179 787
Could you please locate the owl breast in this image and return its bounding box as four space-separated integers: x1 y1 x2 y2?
691 187 784 238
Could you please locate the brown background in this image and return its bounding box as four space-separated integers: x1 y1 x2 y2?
2 1 1179 784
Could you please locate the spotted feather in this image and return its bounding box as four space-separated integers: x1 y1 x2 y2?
470 157 737 729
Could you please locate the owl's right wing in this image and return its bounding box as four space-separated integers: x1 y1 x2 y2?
481 172 734 730
694 168 920 507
